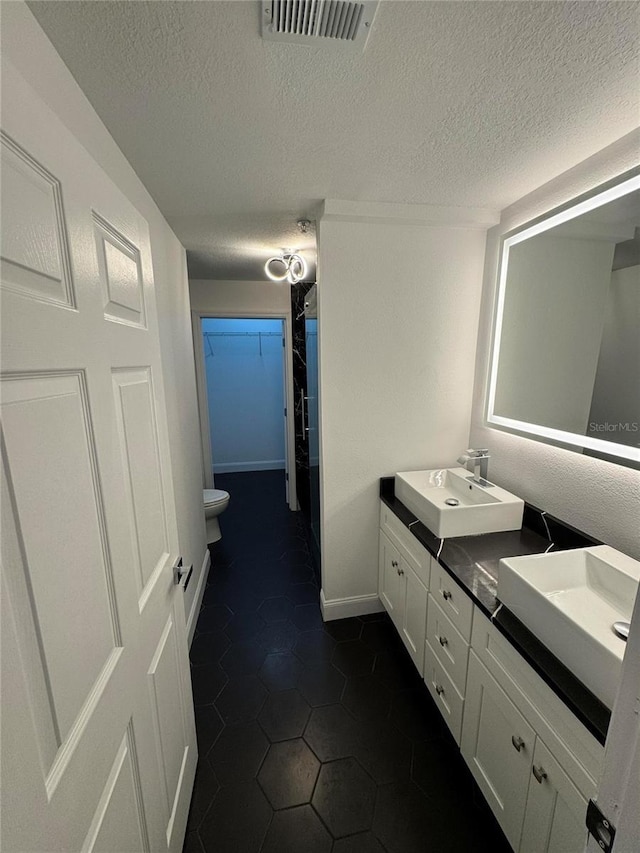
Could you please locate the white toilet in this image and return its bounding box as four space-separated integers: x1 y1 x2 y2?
203 488 230 543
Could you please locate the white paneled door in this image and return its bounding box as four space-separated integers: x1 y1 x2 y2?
0 60 197 852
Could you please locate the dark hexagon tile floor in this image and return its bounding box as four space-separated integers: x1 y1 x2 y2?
297 661 346 707
332 832 387 853
258 651 305 690
207 719 269 785
303 704 361 763
214 675 267 724
219 639 266 678
261 805 332 853
199 780 271 852
185 471 511 853
312 757 376 838
258 688 310 742
190 662 227 707
257 738 320 809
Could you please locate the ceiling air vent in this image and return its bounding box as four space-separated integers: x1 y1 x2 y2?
261 1 379 49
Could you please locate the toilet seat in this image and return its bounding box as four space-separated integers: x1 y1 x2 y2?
203 488 229 507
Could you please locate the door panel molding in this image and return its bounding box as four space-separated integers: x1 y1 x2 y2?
81 721 149 853
112 366 170 608
147 614 191 846
0 130 75 309
1 370 124 757
93 211 146 330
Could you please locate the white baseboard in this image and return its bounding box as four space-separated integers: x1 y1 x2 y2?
320 589 384 621
187 548 211 647
213 460 285 474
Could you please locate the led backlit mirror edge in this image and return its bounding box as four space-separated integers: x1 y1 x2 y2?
486 167 640 469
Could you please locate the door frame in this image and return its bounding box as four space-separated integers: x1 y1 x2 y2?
586 585 640 851
191 309 298 511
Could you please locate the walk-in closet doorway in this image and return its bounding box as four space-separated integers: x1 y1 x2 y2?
192 312 297 511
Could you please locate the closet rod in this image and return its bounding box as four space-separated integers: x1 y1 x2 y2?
202 331 282 337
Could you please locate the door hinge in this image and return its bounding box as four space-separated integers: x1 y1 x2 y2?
282 338 285 348
586 799 616 852
286 473 289 481
284 407 287 417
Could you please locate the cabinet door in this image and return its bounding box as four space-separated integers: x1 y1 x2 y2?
379 530 404 628
401 564 428 673
520 739 588 853
461 652 535 850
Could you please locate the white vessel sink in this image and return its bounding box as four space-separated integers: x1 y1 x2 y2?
498 546 640 709
394 468 524 538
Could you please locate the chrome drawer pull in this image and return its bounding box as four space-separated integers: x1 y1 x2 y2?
438 636 448 647
435 684 445 696
511 735 525 752
532 765 547 784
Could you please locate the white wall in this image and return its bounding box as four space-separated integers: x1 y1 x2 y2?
470 129 640 560
2 3 208 632
189 279 291 316
318 203 496 612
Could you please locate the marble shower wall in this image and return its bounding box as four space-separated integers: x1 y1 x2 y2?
291 282 315 514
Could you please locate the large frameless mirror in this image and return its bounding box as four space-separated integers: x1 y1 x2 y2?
487 169 640 469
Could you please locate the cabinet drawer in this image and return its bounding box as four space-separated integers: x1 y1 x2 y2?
424 640 465 745
380 501 412 545
379 502 431 588
429 559 474 641
426 594 470 696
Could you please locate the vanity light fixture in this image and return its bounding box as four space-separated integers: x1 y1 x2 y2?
264 252 308 283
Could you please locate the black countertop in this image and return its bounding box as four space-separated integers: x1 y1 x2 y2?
379 477 610 745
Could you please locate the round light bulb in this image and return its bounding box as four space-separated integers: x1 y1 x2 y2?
286 253 307 283
264 256 290 281
264 252 307 283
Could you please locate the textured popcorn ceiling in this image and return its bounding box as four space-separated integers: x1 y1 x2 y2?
28 0 640 280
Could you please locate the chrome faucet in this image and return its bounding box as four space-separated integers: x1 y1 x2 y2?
457 449 493 487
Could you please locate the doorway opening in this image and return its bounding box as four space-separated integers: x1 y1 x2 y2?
197 316 295 508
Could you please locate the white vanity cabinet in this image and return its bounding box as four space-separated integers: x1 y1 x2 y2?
462 610 600 853
378 504 430 674
378 501 603 853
